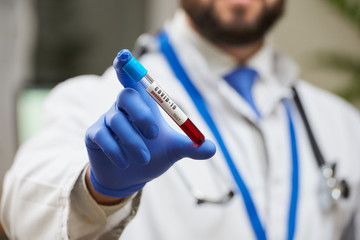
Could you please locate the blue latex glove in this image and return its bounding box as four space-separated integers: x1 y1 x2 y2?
85 49 216 198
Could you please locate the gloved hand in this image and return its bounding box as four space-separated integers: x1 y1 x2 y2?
85 49 216 198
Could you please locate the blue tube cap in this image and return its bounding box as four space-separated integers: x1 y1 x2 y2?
122 56 148 82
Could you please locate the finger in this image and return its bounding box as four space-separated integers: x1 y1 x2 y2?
86 118 129 169
105 104 151 165
169 136 217 163
113 49 144 92
113 49 158 110
117 89 159 140
113 49 136 88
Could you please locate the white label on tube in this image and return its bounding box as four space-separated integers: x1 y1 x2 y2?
146 82 187 126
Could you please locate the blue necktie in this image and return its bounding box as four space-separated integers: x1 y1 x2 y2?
224 67 261 118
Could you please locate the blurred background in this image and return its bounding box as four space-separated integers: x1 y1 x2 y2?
0 0 359 231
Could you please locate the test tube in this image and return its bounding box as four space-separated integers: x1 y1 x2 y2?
122 52 205 146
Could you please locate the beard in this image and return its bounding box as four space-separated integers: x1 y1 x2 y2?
181 0 285 46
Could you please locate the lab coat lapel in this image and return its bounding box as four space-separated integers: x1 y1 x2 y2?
253 50 300 120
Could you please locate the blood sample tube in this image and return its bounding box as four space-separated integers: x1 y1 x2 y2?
121 51 205 145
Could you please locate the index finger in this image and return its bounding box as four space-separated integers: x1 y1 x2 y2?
113 49 143 91
113 49 159 112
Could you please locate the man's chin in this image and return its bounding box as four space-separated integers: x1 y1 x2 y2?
183 0 284 46
225 0 259 6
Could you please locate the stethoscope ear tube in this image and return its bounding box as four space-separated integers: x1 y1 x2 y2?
292 87 350 201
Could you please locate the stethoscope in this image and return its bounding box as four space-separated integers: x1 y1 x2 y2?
173 86 351 208
291 87 350 207
134 30 350 239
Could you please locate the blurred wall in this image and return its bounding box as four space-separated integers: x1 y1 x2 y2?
273 0 360 102
145 0 178 33
0 0 36 193
34 0 147 85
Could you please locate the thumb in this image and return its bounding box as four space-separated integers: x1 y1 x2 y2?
113 49 134 87
113 49 158 109
170 136 217 162
113 49 144 93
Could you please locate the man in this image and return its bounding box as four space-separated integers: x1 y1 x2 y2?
1 0 360 239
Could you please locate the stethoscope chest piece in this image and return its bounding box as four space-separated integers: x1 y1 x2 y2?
318 162 350 211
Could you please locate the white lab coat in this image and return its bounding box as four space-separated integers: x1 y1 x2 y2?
2 11 360 240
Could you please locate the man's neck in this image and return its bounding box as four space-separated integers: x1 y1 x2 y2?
217 40 264 65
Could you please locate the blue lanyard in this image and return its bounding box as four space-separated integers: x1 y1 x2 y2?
157 30 299 239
